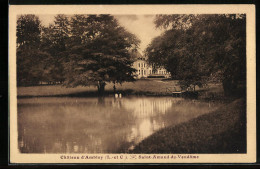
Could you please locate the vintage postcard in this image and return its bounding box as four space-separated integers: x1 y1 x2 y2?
9 5 256 163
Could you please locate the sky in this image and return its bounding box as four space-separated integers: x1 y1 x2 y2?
114 15 164 53
38 14 164 54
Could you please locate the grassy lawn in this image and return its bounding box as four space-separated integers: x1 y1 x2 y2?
131 98 246 153
17 79 222 97
17 79 179 97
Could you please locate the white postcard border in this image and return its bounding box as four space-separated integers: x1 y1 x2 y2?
9 4 256 164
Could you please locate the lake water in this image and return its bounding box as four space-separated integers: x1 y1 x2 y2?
18 96 221 153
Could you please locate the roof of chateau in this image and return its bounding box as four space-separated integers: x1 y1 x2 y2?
130 50 147 61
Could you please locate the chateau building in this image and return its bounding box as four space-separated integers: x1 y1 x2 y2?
131 51 171 79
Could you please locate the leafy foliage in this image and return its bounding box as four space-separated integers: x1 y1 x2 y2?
146 14 246 95
16 15 42 86
16 14 140 93
63 15 140 94
41 15 71 83
17 15 41 48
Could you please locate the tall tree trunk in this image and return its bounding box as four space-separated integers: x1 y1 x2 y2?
113 81 116 93
97 81 106 96
222 77 237 96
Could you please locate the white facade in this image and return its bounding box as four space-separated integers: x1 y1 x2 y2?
132 57 171 79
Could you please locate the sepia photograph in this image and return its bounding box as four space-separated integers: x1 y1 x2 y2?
9 5 256 163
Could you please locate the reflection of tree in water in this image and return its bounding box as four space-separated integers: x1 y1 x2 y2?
122 97 174 116
115 97 174 152
97 96 105 105
18 97 136 153
18 97 222 153
112 97 123 109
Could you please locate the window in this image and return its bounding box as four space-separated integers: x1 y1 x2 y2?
139 63 140 67
139 70 140 75
144 70 146 75
144 63 145 67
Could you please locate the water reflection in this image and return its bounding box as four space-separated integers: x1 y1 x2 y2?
18 96 221 153
122 97 174 116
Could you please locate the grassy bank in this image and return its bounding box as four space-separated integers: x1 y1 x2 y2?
17 79 222 98
131 98 246 153
17 79 178 97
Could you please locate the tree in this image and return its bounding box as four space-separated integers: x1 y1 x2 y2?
63 15 140 95
186 14 246 95
69 15 88 46
52 14 70 52
17 48 52 85
146 14 246 95
16 14 43 86
145 27 206 91
40 15 71 84
17 14 41 48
